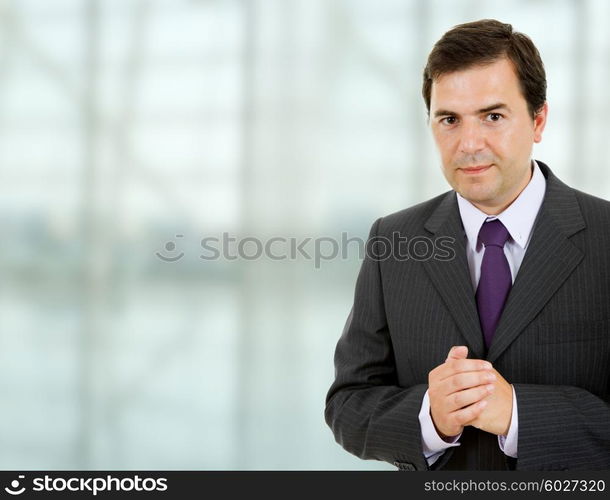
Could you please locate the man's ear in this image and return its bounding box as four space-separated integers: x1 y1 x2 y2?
533 102 548 144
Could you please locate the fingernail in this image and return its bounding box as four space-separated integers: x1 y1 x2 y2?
479 400 488 408
482 362 493 370
486 384 495 392
487 373 496 382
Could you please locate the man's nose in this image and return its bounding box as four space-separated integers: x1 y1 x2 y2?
458 120 486 154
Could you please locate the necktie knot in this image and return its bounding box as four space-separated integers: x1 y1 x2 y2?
478 219 510 248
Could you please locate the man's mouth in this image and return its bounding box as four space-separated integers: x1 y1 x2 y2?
460 164 492 174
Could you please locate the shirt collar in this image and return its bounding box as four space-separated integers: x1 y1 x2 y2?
456 160 547 252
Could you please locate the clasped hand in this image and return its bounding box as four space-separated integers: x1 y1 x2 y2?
428 345 513 439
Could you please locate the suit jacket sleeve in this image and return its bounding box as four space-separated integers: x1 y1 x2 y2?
324 217 430 470
513 384 610 470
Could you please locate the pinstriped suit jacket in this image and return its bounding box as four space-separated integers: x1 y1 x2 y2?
325 162 610 470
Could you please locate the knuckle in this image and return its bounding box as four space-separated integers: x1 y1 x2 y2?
454 412 467 425
467 406 478 419
455 373 469 388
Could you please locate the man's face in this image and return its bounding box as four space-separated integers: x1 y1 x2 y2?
429 57 547 214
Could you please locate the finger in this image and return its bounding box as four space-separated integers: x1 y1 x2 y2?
438 370 496 396
445 384 495 413
431 359 493 383
445 345 468 362
449 399 488 427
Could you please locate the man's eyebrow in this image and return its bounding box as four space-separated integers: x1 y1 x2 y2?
432 103 510 118
433 109 456 118
478 103 509 113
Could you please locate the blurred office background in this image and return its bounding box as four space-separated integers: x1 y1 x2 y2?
0 0 609 470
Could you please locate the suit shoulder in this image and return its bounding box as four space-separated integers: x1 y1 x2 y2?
572 188 610 216
569 189 610 233
373 191 453 235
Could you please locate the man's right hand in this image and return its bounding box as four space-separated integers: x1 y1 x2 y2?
428 346 496 439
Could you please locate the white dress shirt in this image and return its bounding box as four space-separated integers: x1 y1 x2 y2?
418 160 546 466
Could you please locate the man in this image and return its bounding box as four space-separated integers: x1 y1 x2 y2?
325 19 610 471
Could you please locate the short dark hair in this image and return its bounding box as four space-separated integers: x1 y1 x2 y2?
422 19 546 118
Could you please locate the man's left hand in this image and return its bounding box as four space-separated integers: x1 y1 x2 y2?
467 368 513 436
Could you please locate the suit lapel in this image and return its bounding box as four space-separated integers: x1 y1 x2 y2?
422 192 486 359
487 163 585 363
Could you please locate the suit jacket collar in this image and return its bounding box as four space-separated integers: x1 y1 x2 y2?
422 161 586 362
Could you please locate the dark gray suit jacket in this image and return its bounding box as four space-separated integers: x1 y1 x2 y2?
325 162 610 470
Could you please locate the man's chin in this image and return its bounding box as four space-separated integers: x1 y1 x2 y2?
456 187 498 206
456 183 493 199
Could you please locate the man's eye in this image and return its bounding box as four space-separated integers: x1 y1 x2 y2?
441 116 457 125
487 113 503 122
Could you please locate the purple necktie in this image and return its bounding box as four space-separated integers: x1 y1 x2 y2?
475 219 512 349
